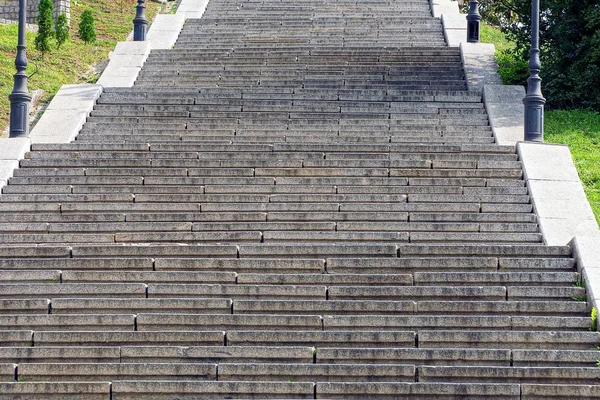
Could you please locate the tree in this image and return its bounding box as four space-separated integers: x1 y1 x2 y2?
78 9 97 44
478 0 600 110
34 0 54 57
55 14 69 49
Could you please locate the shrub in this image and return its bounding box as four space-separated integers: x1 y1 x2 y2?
78 9 97 44
34 0 54 56
478 0 600 110
55 14 69 49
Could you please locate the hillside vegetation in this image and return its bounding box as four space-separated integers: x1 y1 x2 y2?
0 0 164 135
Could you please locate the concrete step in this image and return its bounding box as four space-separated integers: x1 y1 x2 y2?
16 362 216 382
111 381 314 399
33 331 224 347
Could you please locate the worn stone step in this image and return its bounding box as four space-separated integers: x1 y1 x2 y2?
0 314 134 331
0 284 146 299
397 244 570 257
413 272 578 286
419 331 599 350
327 257 499 273
415 301 586 316
238 243 398 258
219 362 414 382
237 273 412 286
0 347 120 363
513 350 600 367
51 298 233 314
328 286 506 301
0 258 153 270
111 381 314 400
0 299 49 314
154 258 324 273
419 365 600 384
0 382 109 399
315 382 519 399
227 330 415 347
70 244 238 258
0 331 32 346
234 300 413 315
0 363 14 382
323 315 513 330
34 331 224 347
17 362 216 382
521 384 600 399
316 347 510 366
120 346 314 364
137 313 322 331
61 271 235 284
0 270 60 283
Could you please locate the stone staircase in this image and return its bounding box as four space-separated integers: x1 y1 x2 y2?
1 0 599 398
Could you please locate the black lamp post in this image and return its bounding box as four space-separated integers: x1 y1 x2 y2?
133 0 148 41
466 0 481 43
9 0 32 138
523 0 545 142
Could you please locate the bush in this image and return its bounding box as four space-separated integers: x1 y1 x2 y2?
55 14 69 49
78 9 97 44
34 0 54 56
477 0 600 110
496 51 529 87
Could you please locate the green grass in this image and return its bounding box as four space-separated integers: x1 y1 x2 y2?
480 22 528 86
0 0 165 134
480 23 600 223
545 110 600 223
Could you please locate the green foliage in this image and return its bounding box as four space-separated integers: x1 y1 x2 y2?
78 9 97 44
545 110 600 223
55 14 70 49
478 0 600 110
591 307 598 332
1 0 163 133
34 0 54 56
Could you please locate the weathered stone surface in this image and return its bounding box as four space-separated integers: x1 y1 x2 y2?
137 314 321 331
0 364 15 382
0 347 120 363
120 346 313 363
112 381 314 399
19 363 216 381
227 331 415 347
420 365 600 384
219 363 415 382
0 382 110 399
316 382 520 399
34 331 224 347
317 348 510 365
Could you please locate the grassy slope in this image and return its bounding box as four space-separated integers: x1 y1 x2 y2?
0 0 162 134
545 111 600 223
480 22 600 223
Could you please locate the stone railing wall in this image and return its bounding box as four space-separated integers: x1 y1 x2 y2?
0 0 70 25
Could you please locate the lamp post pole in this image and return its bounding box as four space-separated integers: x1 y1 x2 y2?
9 0 32 138
133 0 148 41
466 0 481 43
523 0 545 142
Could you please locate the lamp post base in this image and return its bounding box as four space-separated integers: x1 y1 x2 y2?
523 95 545 143
9 90 32 138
